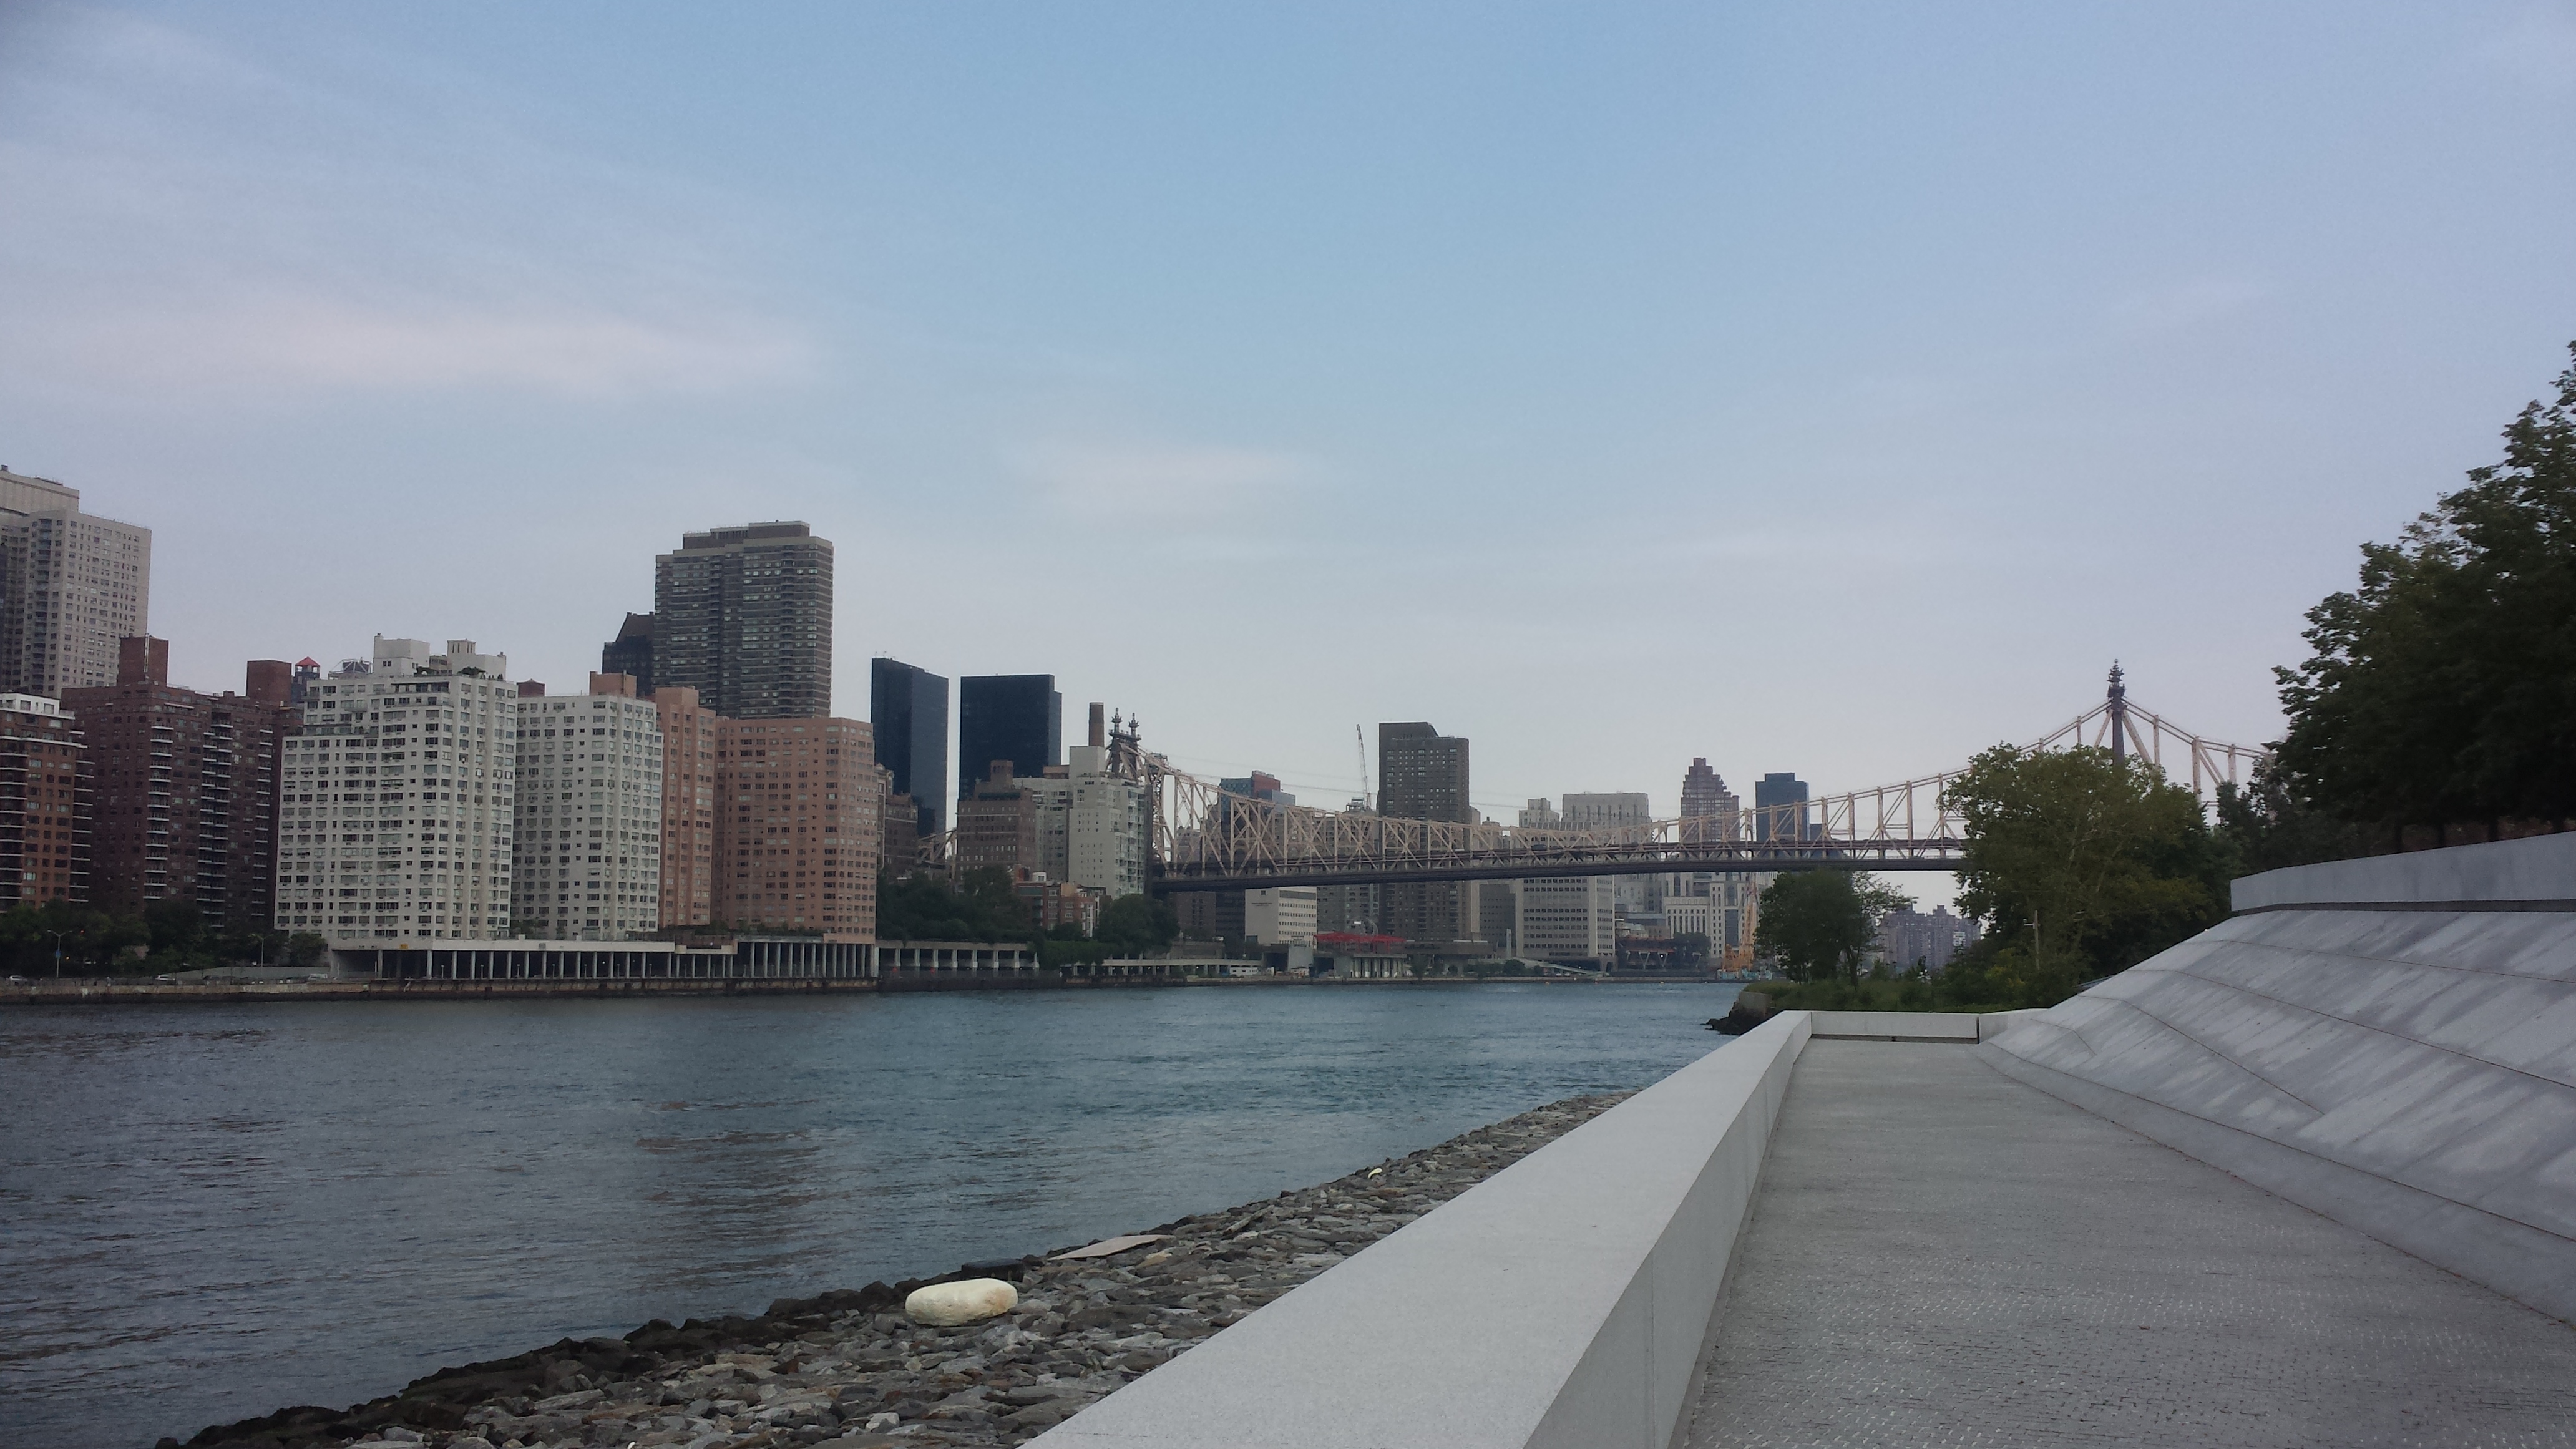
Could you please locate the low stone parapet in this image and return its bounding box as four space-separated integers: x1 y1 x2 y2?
1032 1012 1813 1449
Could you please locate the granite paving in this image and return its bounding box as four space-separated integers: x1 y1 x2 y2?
1687 1042 2576 1449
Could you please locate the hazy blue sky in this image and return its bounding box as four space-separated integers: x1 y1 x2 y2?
3 1 2572 829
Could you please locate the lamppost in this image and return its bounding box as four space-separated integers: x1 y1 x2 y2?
44 929 69 980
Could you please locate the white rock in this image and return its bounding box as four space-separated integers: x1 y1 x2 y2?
905 1277 1019 1325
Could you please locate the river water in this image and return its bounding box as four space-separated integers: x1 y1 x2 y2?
0 982 1740 1447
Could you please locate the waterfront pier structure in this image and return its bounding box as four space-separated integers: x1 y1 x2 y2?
1032 832 2576 1448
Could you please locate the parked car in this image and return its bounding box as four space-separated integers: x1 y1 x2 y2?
6 975 27 985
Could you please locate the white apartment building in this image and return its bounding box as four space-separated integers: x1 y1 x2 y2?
1020 742 1149 898
0 467 152 700
513 682 663 940
1515 874 1618 965
1246 886 1319 945
273 637 517 942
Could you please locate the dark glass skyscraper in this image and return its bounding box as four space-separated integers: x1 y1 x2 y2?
870 657 950 836
600 612 655 695
652 523 833 720
957 675 1061 796
1754 771 1810 841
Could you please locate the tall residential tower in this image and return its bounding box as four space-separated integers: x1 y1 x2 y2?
0 467 151 700
1377 721 1471 944
652 524 833 720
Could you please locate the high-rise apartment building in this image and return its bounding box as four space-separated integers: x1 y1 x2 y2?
870 658 949 836
1378 721 1471 943
1053 739 1151 899
715 715 879 939
957 675 1060 794
655 684 721 929
601 613 655 696
653 523 833 720
511 675 664 940
65 638 300 932
272 638 517 942
0 692 88 909
0 467 152 701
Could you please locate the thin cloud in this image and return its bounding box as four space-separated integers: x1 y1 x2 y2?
2109 277 2267 336
0 6 811 405
1008 437 1311 517
2461 4 2576 94
47 293 813 399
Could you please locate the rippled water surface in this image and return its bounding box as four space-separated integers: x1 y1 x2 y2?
0 983 1739 1447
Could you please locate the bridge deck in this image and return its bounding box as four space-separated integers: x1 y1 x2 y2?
1688 1042 2576 1448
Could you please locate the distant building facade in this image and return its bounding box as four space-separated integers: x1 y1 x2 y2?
1754 771 1811 841
1378 721 1471 944
65 637 299 932
955 760 1037 876
0 467 152 701
653 523 833 720
0 692 87 909
957 674 1061 796
273 638 517 942
1880 905 1981 973
870 657 949 837
716 715 879 939
511 675 663 941
1245 886 1318 945
654 685 721 929
1515 875 1617 966
600 612 655 695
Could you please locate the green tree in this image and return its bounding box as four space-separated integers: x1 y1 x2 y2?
876 867 1030 942
1944 744 2228 1002
1094 894 1178 957
2214 761 2365 875
2276 344 2576 840
1754 871 1911 985
284 932 328 970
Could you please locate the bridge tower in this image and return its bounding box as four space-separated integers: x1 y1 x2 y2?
2107 662 2129 764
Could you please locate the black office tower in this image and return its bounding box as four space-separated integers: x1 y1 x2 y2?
871 657 950 836
601 612 655 695
957 675 1061 796
653 522 834 720
1754 771 1810 841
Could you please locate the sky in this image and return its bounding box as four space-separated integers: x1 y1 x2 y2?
2 1 2574 835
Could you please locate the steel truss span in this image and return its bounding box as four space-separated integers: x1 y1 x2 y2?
914 683 2267 894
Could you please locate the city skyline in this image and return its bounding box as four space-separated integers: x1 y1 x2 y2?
6 4 2574 825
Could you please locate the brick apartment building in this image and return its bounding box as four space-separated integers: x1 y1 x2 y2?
63 637 298 931
715 714 880 940
0 691 89 909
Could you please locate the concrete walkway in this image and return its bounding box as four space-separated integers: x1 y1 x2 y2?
1687 1042 2576 1448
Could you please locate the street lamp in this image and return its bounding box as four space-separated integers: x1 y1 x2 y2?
44 929 69 980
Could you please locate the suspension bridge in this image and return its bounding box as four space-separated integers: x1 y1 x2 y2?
922 669 2270 895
